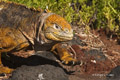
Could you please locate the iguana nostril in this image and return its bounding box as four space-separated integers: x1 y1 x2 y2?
64 29 69 33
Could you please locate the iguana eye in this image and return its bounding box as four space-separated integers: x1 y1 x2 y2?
53 24 61 30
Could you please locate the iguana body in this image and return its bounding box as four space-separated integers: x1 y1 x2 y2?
0 1 76 74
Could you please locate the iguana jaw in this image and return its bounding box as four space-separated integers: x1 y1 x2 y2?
45 31 73 41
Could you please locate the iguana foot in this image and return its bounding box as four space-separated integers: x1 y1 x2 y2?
0 65 14 74
51 43 77 65
61 55 77 65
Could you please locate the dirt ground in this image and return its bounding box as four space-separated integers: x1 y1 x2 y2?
67 26 120 80
0 26 120 80
67 27 120 80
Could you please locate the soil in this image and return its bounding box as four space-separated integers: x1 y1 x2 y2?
66 27 120 80
0 26 120 80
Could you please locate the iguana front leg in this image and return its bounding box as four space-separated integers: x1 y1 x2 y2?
51 43 77 65
0 53 14 74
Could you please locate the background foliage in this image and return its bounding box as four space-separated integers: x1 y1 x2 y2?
6 0 120 36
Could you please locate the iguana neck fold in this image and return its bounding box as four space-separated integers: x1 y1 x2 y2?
35 12 55 44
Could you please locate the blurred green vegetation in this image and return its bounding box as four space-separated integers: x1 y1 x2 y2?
7 0 120 36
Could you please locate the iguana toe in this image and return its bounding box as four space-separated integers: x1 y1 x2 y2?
61 56 77 65
0 65 14 74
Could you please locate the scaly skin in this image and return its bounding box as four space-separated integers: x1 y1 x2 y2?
0 1 76 74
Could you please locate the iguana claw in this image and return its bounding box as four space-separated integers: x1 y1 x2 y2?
62 58 77 65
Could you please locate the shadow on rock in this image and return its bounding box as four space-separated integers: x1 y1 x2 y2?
2 51 59 68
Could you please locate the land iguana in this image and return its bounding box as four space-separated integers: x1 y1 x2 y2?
0 1 77 74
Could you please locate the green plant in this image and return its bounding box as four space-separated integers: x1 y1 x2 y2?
6 0 120 36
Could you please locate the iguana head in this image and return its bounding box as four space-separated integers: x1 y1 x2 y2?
43 14 73 41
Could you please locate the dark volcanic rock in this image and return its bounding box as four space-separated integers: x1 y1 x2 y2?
2 49 69 80
10 65 69 80
106 66 120 80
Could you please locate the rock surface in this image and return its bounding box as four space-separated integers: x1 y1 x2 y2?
9 65 69 80
106 66 120 80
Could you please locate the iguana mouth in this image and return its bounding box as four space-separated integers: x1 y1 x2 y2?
45 32 73 41
54 33 73 40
